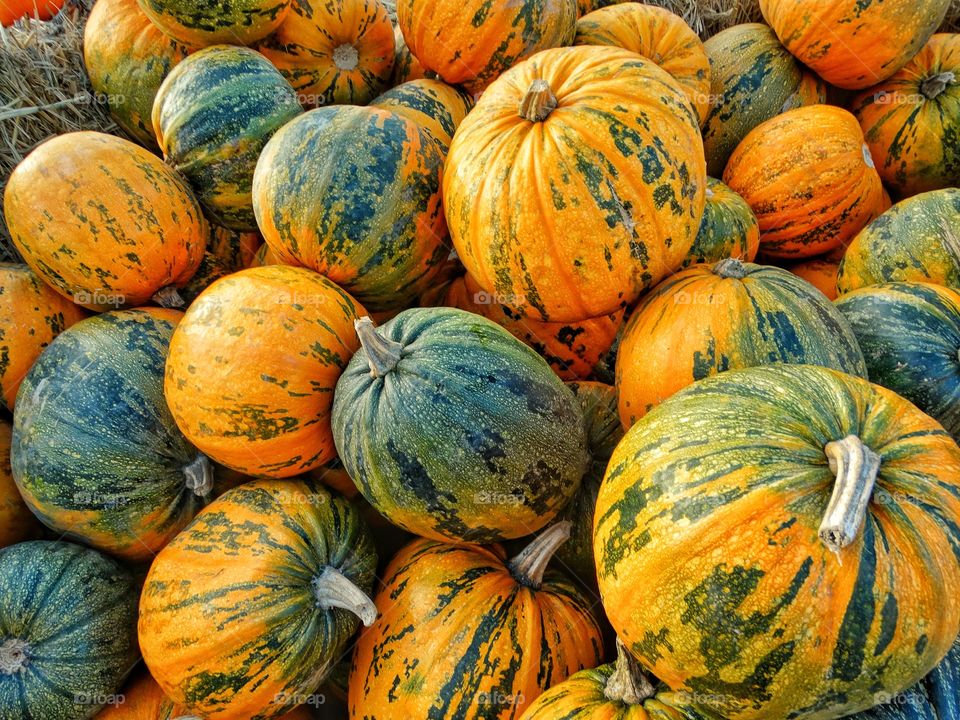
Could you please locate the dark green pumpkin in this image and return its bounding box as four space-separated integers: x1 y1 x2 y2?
0 541 139 720
332 307 589 543
683 177 760 268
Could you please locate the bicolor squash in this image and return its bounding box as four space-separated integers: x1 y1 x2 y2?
4 132 207 311
445 45 706 322
371 78 474 152
391 25 427 84
615 259 867 426
683 178 760 268
208 224 261 272
332 308 589 543
135 0 291 46
140 478 376 720
595 363 960 719
0 419 40 548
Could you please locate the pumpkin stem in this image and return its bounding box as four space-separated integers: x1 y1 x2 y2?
152 285 185 309
605 638 656 705
333 43 360 71
920 71 956 99
519 80 557 122
819 435 881 553
355 317 402 377
0 638 29 675
183 454 214 498
312 566 378 627
508 521 571 589
712 257 748 279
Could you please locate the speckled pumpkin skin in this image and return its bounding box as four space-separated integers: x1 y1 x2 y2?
683 178 760 268
136 0 291 46
0 420 40 549
371 79 474 153
595 364 960 719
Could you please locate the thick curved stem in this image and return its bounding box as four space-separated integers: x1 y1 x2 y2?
820 435 881 553
355 317 402 378
604 638 656 705
712 257 748 279
509 521 571 589
921 71 955 100
153 285 185 309
519 80 557 122
0 639 29 675
313 566 378 627
183 454 213 498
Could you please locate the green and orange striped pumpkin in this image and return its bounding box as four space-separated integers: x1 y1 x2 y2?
683 178 760 268
207 224 261 272
371 78 474 153
136 0 291 46
0 419 41 549
390 25 427 85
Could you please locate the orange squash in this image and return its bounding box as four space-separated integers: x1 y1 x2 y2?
0 419 41 548
208 224 262 272
785 256 842 300
683 178 760 268
391 25 427 84
0 0 63 24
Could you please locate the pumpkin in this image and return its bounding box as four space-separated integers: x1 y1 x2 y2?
140 478 377 719
837 188 960 293
723 104 885 259
252 106 447 311
0 0 63 24
0 264 86 411
208 224 261 272
445 45 706 323
391 25 427 84
574 3 711 126
349 522 604 717
177 252 232 305
248 242 294 268
616 259 868 426
0 541 139 719
851 33 960 198
595 363 960 719
683 178 760 268
4 132 207 311
836 282 960 442
135 0 291 46
417 253 465 306
0 419 41 548
759 0 951 90
786 256 842 300
153 45 303 231
371 78 474 153
257 0 395 108
443 272 625 381
164 265 364 478
83 0 193 149
702 23 827 177
332 307 589 543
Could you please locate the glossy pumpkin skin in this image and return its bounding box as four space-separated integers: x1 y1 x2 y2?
0 420 40 548
446 45 706 323
258 0 395 108
575 4 711 126
136 0 291 46
253 106 447 311
616 261 868 426
349 537 604 718
140 479 376 720
760 0 950 90
4 132 207 311
595 364 960 719
724 105 885 259
371 79 474 153
0 541 139 720
702 23 827 177
683 178 760 268
851 34 960 198
165 266 363 478
153 45 303 231
837 188 960 293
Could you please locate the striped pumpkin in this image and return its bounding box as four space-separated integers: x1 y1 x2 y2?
0 264 86 411
595 363 960 719
253 106 447 311
153 45 303 231
208 224 262 272
574 3 711 125
349 524 604 718
371 78 474 152
852 33 960 198
615 259 867 426
332 308 589 543
445 45 706 323
258 0 395 108
140 479 377 720
837 188 960 293
164 266 364 478
135 0 291 46
724 105 885 259
702 23 827 177
836 282 960 442
0 541 139 719
0 419 40 549
4 132 207 311
683 178 760 268
759 0 951 90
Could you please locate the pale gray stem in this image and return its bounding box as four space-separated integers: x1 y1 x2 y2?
152 285 185 309
183 454 213 498
820 435 881 553
312 566 377 627
604 638 656 705
920 71 955 100
713 257 749 279
509 521 571 589
355 317 402 377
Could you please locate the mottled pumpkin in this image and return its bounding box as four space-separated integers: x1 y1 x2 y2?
0 419 40 549
136 0 291 46
595 363 960 719
391 25 427 84
683 178 760 268
140 479 376 720
177 252 232 305
371 78 474 152
4 132 207 311
208 224 262 272
445 45 706 323
760 0 950 89
616 259 867 426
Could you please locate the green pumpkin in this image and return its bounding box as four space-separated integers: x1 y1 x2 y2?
332 307 589 543
0 541 139 720
370 78 475 153
153 45 303 231
136 0 291 46
683 177 760 268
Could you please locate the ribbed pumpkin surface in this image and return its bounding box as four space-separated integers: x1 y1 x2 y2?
371 78 474 152
136 0 291 46
683 178 760 268
0 420 40 549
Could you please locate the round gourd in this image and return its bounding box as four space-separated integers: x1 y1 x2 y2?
391 26 427 85
140 479 376 720
0 0 63 24
595 364 960 719
851 33 960 198
135 0 291 46
445 45 706 323
759 0 951 90
0 541 139 719
371 79 474 153
0 419 40 549
349 523 603 717
724 105 885 259
253 106 447 311
257 0 395 108
616 259 867 426
4 132 207 311
786 256 842 300
207 224 261 272
837 188 960 293
332 307 589 543
683 178 760 268
153 45 303 231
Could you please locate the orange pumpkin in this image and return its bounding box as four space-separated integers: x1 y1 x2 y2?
208 224 262 272
785 256 842 300
0 0 63 24
391 25 427 85
0 419 41 548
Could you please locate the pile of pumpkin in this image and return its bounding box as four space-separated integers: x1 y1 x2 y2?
1 0 959 717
